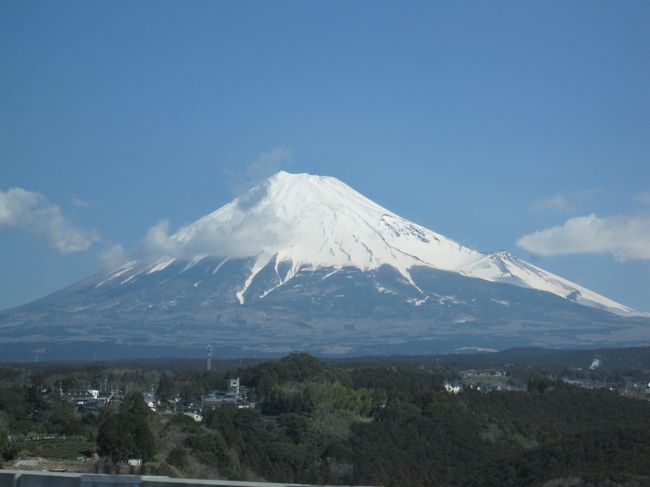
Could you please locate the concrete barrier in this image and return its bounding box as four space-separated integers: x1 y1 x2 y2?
1 470 81 487
0 472 15 487
0 470 378 487
81 474 141 487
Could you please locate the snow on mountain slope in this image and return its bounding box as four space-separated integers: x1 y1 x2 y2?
159 171 484 302
171 171 482 271
458 251 638 316
113 171 636 315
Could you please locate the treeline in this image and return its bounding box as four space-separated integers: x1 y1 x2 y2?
1 353 650 485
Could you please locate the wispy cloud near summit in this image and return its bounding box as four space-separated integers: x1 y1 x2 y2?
224 146 293 196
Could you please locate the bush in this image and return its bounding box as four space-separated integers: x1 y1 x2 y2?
166 446 188 470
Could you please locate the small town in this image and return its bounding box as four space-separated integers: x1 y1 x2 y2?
445 366 650 398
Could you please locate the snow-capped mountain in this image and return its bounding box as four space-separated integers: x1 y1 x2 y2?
0 171 647 360
140 171 485 300
120 171 635 315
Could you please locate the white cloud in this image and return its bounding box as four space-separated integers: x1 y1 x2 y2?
530 189 603 213
140 195 297 264
636 191 650 206
224 146 293 195
70 197 89 208
531 195 575 212
98 243 127 268
136 147 298 264
142 220 182 259
0 187 99 254
517 213 650 261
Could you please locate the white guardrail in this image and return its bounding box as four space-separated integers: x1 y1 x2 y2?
0 470 379 487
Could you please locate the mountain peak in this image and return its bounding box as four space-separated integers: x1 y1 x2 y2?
493 250 514 259
135 171 637 314
266 170 340 190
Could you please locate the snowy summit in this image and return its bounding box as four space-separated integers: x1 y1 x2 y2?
121 171 635 315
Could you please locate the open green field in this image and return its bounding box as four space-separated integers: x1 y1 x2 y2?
13 437 95 459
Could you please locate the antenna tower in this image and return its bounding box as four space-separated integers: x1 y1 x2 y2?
207 344 212 371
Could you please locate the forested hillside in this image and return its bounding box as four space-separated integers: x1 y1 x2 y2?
1 353 650 486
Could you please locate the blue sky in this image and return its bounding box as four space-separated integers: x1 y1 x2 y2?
1 1 649 311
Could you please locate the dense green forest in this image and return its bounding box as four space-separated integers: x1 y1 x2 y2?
1 352 650 486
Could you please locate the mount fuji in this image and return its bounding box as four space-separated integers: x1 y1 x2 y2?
1 171 648 360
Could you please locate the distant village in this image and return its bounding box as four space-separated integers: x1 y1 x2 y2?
442 357 650 401
177 378 254 423
35 376 255 426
